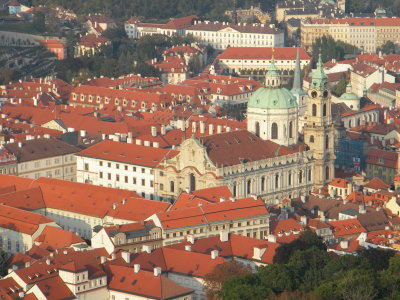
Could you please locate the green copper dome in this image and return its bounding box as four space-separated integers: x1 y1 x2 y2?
248 86 298 109
339 84 359 101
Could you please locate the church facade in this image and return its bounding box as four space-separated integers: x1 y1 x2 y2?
156 53 336 204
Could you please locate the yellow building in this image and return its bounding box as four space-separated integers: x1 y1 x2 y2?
301 17 400 53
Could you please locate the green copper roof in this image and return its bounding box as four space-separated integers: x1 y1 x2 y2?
291 47 307 96
339 92 359 101
320 0 335 5
248 86 298 109
310 53 328 90
266 57 280 78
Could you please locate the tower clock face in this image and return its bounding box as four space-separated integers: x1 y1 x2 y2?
311 90 317 98
323 90 329 98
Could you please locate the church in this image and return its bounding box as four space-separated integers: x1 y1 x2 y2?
156 52 336 204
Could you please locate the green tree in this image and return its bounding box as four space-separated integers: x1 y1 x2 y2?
204 260 251 300
273 230 326 264
32 11 46 33
0 250 10 276
377 41 396 54
337 269 377 300
333 75 348 97
258 264 300 293
220 274 270 300
188 54 201 74
220 103 245 121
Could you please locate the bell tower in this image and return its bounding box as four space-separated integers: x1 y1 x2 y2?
303 53 336 188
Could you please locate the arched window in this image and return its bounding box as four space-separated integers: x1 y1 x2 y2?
289 121 293 139
189 173 196 192
271 123 278 139
312 104 317 116
288 173 292 186
275 174 279 189
233 183 237 197
261 177 265 192
255 121 260 137
170 181 175 193
299 170 303 184
325 135 329 149
323 103 327 117
308 169 312 181
309 135 314 143
325 166 330 181
247 179 251 194
348 120 352 128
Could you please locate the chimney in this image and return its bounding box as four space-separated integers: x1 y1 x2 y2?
252 246 266 260
267 235 277 243
185 245 191 251
134 264 140 273
211 250 219 260
121 251 131 263
209 124 214 135
219 196 225 202
144 140 150 146
100 256 107 264
136 139 142 145
200 121 205 134
300 215 307 226
111 253 116 260
187 235 195 244
154 267 162 277
359 205 366 214
219 230 229 242
18 142 23 148
300 195 307 203
340 240 349 249
46 259 51 265
151 126 157 137
226 126 231 132
25 262 31 268
142 245 152 254
112 203 118 210
153 142 159 148
161 124 166 135
80 129 86 137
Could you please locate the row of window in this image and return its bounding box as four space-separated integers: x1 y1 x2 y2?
98 172 154 187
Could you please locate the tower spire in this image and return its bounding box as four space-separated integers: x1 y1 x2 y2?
291 47 302 93
310 51 328 90
265 47 280 87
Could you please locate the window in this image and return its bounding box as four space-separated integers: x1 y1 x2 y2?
116 164 119 169
325 166 330 181
247 179 251 194
289 121 293 139
116 175 120 182
141 179 145 186
299 171 303 184
325 135 329 149
312 104 317 116
170 181 175 192
160 183 164 190
159 171 164 176
150 180 154 187
309 135 314 143
288 173 292 185
99 172 103 179
99 161 103 166
107 163 111 168
84 163 89 171
275 174 279 189
255 121 260 137
124 165 128 170
133 178 137 184
261 177 265 192
125 176 128 183
108 173 111 180
323 103 327 117
271 123 278 139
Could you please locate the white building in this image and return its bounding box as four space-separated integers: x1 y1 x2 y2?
76 139 179 199
186 20 284 50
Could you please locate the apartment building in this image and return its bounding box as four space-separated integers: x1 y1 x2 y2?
3 138 80 181
301 17 400 53
216 46 311 76
76 139 179 199
186 20 284 50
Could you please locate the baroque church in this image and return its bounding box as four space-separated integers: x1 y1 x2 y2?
156 51 336 204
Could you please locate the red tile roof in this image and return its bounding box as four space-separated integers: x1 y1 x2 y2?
188 21 282 34
328 219 366 237
34 226 85 251
78 34 110 47
107 265 193 298
163 15 198 29
156 197 268 230
329 178 350 188
0 277 23 300
364 177 390 190
308 17 400 26
0 205 54 234
367 148 399 169
76 140 179 167
29 276 75 300
166 233 279 264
